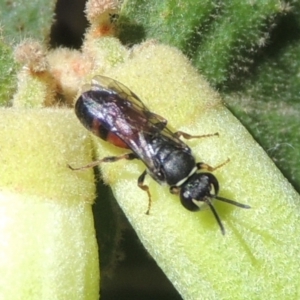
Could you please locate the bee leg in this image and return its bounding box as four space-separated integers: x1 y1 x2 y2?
169 186 181 196
196 158 230 172
138 170 152 215
174 131 219 140
68 152 137 170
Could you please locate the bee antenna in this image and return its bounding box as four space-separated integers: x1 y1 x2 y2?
215 196 251 209
207 200 225 235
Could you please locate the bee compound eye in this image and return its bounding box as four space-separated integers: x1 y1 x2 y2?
180 187 201 212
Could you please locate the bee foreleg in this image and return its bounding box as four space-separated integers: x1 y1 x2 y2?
197 158 230 172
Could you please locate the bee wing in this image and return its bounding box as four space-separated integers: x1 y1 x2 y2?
92 75 148 111
91 75 169 132
90 75 187 167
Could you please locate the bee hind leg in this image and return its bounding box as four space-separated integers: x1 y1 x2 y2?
68 152 137 170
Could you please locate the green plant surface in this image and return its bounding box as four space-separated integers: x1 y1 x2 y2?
0 0 56 41
0 39 17 105
119 0 215 48
225 7 300 191
226 95 300 192
0 108 99 299
0 0 56 106
119 0 285 85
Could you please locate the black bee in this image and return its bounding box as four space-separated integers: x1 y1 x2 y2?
72 75 250 234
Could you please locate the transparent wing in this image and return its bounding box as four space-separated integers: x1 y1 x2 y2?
88 75 187 168
92 75 186 145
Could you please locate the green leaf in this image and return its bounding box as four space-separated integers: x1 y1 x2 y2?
0 39 17 105
225 6 300 191
0 0 56 41
120 0 284 85
0 108 99 299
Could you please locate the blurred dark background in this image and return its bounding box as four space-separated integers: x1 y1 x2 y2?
50 1 182 299
50 0 87 48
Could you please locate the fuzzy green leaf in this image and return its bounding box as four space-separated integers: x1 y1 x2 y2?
0 40 17 105
0 0 56 41
225 5 300 191
119 0 283 85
